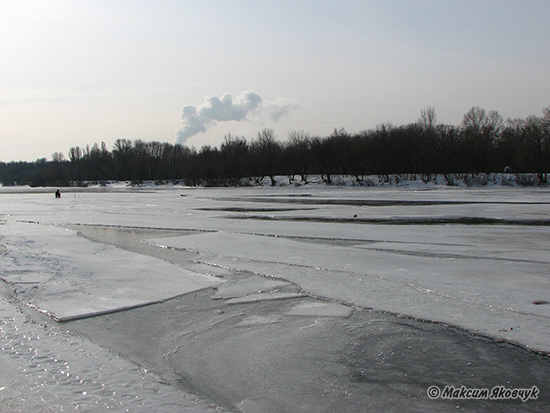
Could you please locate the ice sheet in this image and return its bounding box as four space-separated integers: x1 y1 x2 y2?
150 230 550 353
1 186 550 353
0 222 222 321
212 276 291 299
2 186 550 234
284 300 354 317
225 291 306 305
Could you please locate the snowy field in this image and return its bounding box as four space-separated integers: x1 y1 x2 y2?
1 183 550 412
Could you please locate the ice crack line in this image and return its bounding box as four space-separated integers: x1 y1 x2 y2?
228 214 550 226
406 283 550 320
364 247 550 264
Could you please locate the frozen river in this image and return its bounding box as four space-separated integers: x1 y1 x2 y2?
1 183 550 411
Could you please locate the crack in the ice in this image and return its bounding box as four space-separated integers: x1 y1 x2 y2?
362 247 550 264
226 214 550 226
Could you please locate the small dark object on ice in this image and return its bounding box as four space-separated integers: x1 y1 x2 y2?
532 300 549 305
55 189 61 199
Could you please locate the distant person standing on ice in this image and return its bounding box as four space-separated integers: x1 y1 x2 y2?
55 189 61 199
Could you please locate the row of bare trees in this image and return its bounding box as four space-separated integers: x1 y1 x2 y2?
1 106 549 187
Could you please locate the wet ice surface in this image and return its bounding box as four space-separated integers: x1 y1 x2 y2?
0 284 219 412
1 185 550 411
149 229 550 352
64 285 550 413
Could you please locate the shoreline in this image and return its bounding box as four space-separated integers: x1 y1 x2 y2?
1 172 549 193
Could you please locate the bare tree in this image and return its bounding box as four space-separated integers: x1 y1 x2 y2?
68 146 82 163
418 106 437 129
112 139 134 180
51 152 65 162
461 107 503 173
522 113 549 183
220 134 249 185
254 128 281 186
286 130 311 183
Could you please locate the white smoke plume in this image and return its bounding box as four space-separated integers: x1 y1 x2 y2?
263 97 298 121
175 91 296 144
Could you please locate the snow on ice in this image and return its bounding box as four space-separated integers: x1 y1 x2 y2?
0 222 222 321
1 181 550 411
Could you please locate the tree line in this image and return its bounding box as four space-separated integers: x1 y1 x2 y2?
1 106 549 187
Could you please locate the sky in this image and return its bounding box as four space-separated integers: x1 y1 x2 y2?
1 0 549 162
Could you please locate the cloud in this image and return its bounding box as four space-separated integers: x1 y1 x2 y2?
175 91 295 144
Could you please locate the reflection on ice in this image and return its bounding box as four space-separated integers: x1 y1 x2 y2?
0 295 216 412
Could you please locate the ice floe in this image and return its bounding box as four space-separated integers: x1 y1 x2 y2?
0 222 222 321
212 276 291 300
284 300 354 318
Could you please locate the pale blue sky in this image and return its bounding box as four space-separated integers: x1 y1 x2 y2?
1 0 549 161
